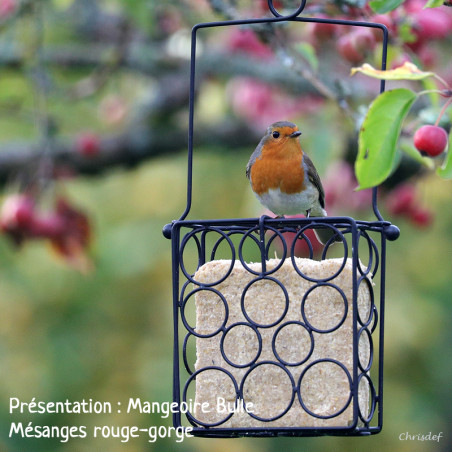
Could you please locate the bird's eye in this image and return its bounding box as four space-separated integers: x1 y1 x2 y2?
272 131 280 139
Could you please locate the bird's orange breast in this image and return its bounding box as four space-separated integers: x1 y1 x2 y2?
250 140 305 196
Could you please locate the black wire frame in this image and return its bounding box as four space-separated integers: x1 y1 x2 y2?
164 0 400 438
169 215 396 437
179 1 389 224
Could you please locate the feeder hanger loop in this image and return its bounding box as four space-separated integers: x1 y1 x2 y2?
267 0 307 18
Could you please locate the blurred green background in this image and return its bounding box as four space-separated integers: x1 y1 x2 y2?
0 0 451 451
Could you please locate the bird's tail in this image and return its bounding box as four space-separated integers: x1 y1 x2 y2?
309 207 342 246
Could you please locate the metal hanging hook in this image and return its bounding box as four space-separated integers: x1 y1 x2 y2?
267 0 307 18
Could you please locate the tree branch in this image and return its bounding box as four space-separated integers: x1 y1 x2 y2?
0 44 321 96
0 120 261 186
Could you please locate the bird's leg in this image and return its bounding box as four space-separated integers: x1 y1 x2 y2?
305 209 311 218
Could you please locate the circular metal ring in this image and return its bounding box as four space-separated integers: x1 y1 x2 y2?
238 225 287 276
183 366 239 427
357 327 374 373
357 372 377 425
211 229 246 261
241 276 289 328
239 360 296 422
267 0 306 18
297 358 353 419
180 226 236 287
370 304 379 334
181 287 228 338
179 227 202 279
320 225 348 261
357 275 375 328
272 321 314 366
178 279 193 306
182 332 195 375
289 228 314 260
291 224 348 282
301 283 348 334
220 322 262 368
357 229 379 277
265 228 288 263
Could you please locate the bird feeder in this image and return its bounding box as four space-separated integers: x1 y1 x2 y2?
163 0 400 438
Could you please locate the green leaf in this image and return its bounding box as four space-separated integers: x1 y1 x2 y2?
295 43 318 72
351 62 435 81
390 147 403 174
355 89 417 189
424 0 443 8
370 0 405 13
399 22 417 44
437 133 452 179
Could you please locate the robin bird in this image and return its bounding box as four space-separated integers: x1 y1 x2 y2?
246 121 338 245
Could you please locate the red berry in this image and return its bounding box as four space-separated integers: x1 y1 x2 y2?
404 0 452 48
412 8 451 40
0 194 35 230
414 125 449 157
227 29 273 59
410 207 433 228
308 16 338 41
337 29 376 64
76 132 100 157
385 184 417 216
337 35 363 64
353 28 377 51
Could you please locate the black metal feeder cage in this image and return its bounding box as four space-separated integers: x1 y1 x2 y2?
163 0 400 438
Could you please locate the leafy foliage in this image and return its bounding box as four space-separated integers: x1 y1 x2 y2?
370 0 405 13
356 89 417 189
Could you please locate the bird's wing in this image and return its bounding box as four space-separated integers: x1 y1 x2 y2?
245 158 252 180
303 153 325 209
246 141 264 181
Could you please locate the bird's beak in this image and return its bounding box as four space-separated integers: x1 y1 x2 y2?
290 131 302 138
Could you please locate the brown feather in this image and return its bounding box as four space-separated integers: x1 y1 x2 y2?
303 153 325 209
